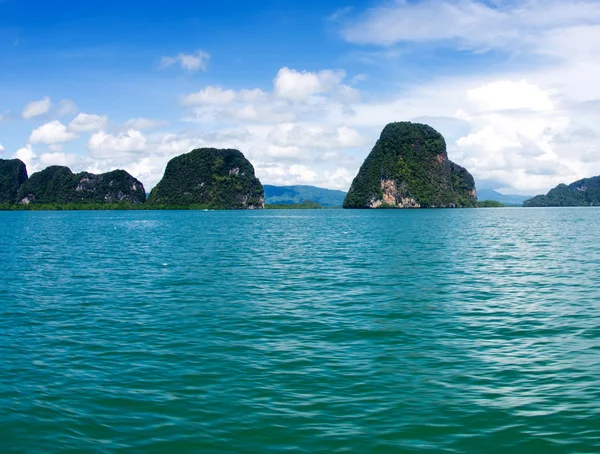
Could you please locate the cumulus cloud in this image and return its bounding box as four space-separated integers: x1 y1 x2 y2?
69 113 108 132
466 80 555 113
182 86 237 105
88 130 147 156
0 143 4 154
39 151 80 168
273 67 355 102
159 50 210 73
21 97 51 119
14 144 36 170
29 121 77 144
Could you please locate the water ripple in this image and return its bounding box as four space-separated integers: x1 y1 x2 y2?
1 208 599 453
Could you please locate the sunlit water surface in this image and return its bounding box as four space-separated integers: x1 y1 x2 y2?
1 208 599 453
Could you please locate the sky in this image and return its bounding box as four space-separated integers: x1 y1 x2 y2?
1 0 600 195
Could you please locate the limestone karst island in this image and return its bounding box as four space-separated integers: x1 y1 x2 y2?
1 122 481 210
2 121 600 210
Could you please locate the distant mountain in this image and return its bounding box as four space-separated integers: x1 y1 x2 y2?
523 176 600 207
477 189 529 206
264 185 346 207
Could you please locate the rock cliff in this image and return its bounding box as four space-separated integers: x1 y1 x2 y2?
0 159 28 204
343 122 477 208
147 148 264 209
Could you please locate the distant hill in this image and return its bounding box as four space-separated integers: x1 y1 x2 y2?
477 189 529 206
264 185 346 207
523 176 600 207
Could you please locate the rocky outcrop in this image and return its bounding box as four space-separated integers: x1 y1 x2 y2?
18 166 146 204
524 176 600 207
343 122 477 209
147 148 264 209
0 159 28 204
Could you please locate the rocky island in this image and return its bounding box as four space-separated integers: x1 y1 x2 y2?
148 148 264 209
17 166 146 205
0 159 28 204
343 122 477 209
524 176 600 207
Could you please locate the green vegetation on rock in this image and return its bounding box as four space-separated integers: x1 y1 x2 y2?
344 122 477 209
148 148 264 209
18 166 146 205
524 176 600 207
478 200 505 208
265 200 323 209
0 159 28 204
264 185 345 207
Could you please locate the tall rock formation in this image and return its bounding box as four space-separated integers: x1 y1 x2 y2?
0 159 28 204
343 122 477 208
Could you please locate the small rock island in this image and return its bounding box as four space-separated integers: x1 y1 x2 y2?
148 148 264 209
18 166 146 205
343 122 477 209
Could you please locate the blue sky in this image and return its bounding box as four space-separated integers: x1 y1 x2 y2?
2 0 600 194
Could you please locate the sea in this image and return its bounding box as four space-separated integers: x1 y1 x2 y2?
1 208 599 453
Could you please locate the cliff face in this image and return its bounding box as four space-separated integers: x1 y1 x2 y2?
524 176 600 207
18 166 146 204
0 159 28 204
147 148 264 209
343 122 477 209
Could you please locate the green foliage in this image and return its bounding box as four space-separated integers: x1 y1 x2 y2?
478 200 505 208
265 200 323 209
0 159 28 204
263 185 346 207
147 148 264 209
524 177 600 207
343 122 477 209
17 166 146 205
0 203 224 211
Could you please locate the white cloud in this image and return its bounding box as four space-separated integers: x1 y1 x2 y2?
39 152 80 168
339 0 600 53
57 99 78 116
22 97 51 119
29 121 77 144
466 80 554 112
124 118 169 130
182 86 237 105
88 130 147 156
159 50 210 73
289 164 318 182
68 113 108 132
0 143 4 154
273 67 350 101
14 144 36 170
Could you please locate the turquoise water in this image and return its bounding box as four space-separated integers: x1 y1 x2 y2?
1 208 599 453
